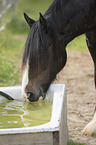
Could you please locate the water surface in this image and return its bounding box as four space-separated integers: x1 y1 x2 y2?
0 100 52 129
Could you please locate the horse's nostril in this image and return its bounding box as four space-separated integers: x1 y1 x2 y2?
26 91 44 102
27 92 33 100
26 92 37 102
27 91 33 97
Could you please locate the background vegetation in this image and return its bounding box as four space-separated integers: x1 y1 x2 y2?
0 0 87 144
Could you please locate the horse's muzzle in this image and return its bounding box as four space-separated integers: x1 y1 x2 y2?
27 91 43 102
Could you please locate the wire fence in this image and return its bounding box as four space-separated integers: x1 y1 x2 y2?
0 0 17 31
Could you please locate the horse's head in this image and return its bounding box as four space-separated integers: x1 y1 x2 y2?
22 13 67 102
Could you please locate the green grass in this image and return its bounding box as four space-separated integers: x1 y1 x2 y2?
67 35 88 51
7 0 53 35
0 54 20 86
0 31 24 86
0 33 25 62
17 0 52 19
68 140 85 145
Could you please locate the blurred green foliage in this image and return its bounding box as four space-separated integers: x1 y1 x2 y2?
67 35 87 51
68 140 85 145
7 0 52 35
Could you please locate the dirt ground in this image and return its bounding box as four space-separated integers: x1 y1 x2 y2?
54 51 96 145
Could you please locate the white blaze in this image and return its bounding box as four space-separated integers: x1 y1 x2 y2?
22 61 29 98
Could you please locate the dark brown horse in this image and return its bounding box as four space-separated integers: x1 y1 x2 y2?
22 0 96 102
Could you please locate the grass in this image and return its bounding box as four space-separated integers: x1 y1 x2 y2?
7 0 53 35
0 54 20 86
0 31 24 86
0 0 87 144
67 35 88 51
67 140 85 145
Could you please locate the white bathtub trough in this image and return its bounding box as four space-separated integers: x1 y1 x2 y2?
0 84 68 145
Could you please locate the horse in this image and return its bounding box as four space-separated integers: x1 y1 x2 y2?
22 0 96 135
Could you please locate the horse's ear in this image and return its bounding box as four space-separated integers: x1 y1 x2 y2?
24 13 35 27
39 13 47 31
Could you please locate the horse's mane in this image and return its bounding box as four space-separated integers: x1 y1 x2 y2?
22 19 58 76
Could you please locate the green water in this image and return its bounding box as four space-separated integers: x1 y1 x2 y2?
0 100 52 129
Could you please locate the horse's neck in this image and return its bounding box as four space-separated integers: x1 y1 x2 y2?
45 0 96 44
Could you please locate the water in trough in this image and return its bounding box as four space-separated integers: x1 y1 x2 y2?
0 99 52 129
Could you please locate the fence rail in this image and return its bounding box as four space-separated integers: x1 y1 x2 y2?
0 0 16 31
